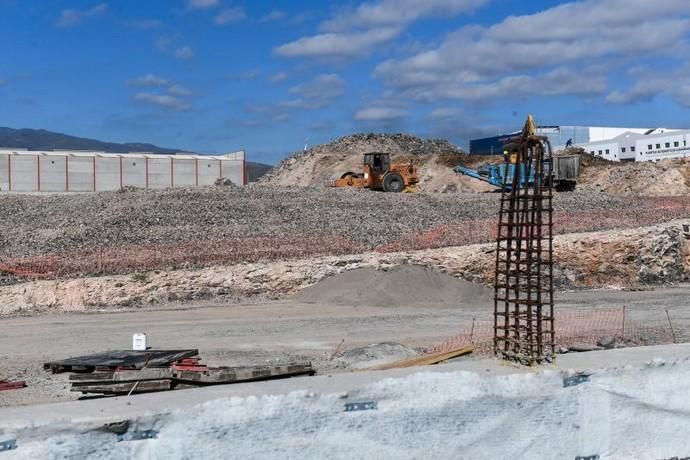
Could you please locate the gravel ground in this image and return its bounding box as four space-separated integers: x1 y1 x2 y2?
0 186 634 259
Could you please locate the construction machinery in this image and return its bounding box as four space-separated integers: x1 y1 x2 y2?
454 117 580 191
454 155 580 191
326 152 418 192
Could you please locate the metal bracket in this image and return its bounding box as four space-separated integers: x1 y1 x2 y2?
563 374 590 388
117 430 159 442
0 439 17 452
344 401 377 412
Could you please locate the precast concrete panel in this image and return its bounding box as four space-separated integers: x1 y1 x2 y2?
221 160 243 185
198 159 221 186
147 158 172 189
39 155 67 192
0 154 9 191
95 157 121 191
68 156 95 192
172 158 196 187
122 157 147 188
11 154 39 191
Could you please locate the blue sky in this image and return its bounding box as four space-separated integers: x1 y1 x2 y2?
1 0 689 163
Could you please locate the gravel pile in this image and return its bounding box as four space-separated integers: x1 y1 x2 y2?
0 186 631 259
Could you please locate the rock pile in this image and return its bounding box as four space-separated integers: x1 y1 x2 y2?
0 187 632 259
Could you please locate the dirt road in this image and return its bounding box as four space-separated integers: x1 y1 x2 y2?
2 285 690 408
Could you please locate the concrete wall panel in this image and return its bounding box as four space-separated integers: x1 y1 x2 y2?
173 159 196 187
198 159 221 186
95 157 121 191
221 160 243 185
11 154 39 191
122 157 147 188
0 154 9 191
148 158 172 189
39 155 67 192
68 156 95 192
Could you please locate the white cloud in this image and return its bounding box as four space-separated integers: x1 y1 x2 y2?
168 84 192 97
276 0 486 59
127 74 169 87
606 63 690 107
279 74 345 109
175 45 195 60
269 72 289 83
259 10 287 23
275 27 401 58
186 0 218 10
56 3 107 27
373 0 690 102
354 107 408 121
215 7 246 25
134 92 189 110
428 107 462 119
322 0 487 32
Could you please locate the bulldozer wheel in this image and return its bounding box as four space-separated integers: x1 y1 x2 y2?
382 171 405 193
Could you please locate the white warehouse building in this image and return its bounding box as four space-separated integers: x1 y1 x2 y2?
0 149 246 192
580 130 690 162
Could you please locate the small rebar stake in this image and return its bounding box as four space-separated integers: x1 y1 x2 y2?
493 117 555 365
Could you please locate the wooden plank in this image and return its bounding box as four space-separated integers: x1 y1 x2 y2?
365 346 474 371
45 349 199 373
173 362 314 384
71 379 172 395
70 368 173 383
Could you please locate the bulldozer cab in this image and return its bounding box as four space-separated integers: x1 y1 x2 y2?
363 152 390 173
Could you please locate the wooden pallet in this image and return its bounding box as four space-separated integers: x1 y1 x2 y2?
44 350 199 374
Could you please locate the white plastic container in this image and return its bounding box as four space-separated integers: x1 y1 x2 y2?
132 333 147 351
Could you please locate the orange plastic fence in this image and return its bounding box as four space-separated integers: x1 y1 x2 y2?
427 307 675 355
1 197 689 280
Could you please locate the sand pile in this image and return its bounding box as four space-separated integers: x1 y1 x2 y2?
294 265 493 308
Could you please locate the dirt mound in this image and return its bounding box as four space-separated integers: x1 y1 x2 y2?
258 133 468 192
579 156 690 196
294 264 493 308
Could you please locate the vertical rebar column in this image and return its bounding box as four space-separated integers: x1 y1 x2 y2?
493 134 555 365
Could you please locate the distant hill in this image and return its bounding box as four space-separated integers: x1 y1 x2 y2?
0 127 273 182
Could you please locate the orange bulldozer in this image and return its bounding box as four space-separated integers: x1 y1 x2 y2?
326 152 419 192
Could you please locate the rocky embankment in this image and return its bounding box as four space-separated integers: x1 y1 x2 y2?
2 221 688 316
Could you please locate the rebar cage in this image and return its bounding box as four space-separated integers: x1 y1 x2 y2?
493 133 555 365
